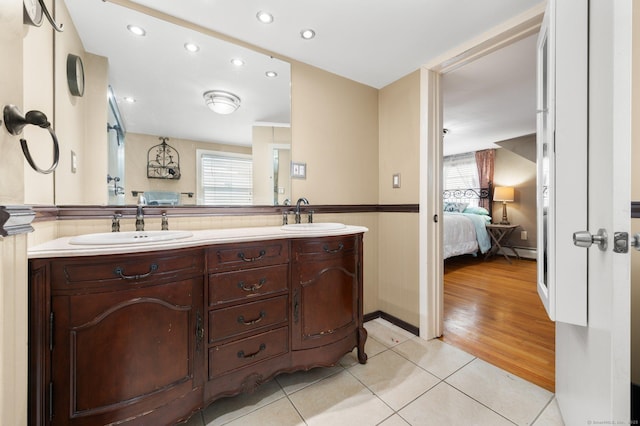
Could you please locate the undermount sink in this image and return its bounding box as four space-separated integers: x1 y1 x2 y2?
69 230 193 245
281 222 346 232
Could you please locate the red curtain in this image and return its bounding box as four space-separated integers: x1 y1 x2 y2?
475 149 495 211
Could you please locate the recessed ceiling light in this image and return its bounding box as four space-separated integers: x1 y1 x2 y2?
231 58 245 67
265 71 278 78
127 25 146 36
256 11 274 24
123 96 136 103
184 42 200 53
300 29 316 40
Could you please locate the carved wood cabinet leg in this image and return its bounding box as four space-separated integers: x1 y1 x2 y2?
357 326 368 364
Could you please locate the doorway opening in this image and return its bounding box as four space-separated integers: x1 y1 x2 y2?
418 4 554 391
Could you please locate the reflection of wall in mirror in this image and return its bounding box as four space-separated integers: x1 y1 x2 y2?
25 0 110 205
252 126 292 205
125 133 251 205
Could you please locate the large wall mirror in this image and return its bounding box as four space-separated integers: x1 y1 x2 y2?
59 0 291 206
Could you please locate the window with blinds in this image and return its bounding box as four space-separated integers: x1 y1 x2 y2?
443 152 479 190
443 152 480 207
197 150 253 205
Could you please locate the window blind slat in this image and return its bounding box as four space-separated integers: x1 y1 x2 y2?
200 152 253 205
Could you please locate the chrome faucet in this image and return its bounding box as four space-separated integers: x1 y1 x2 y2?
295 197 309 224
135 194 146 231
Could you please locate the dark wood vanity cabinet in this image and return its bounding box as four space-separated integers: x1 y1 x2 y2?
29 249 205 426
205 240 291 401
291 235 367 365
29 233 366 425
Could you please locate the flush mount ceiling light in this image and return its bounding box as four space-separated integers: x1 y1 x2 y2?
256 11 274 24
184 42 199 53
300 29 316 40
203 90 241 115
123 96 136 103
127 24 146 36
265 70 278 78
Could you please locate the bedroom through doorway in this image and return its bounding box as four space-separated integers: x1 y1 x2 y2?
438 31 555 392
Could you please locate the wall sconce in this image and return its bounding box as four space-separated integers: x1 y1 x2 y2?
203 90 241 115
493 186 515 225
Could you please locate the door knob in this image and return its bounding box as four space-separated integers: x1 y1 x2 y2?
573 229 608 251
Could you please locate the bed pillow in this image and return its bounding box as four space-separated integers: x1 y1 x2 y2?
463 206 490 216
443 202 468 213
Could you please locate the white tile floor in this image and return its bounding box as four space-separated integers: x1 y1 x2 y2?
184 318 565 426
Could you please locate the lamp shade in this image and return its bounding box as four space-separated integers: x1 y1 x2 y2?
493 186 514 202
203 90 241 115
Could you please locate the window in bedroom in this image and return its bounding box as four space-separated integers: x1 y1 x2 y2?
443 152 480 207
197 149 253 205
443 152 479 189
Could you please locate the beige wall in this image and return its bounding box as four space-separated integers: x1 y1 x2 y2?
22 2 54 205
290 62 379 205
1 1 29 425
376 71 421 326
379 71 421 204
252 126 291 205
493 142 537 250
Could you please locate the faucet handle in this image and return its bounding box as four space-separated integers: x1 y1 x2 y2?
161 213 169 230
111 214 121 232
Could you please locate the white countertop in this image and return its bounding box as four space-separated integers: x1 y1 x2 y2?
28 225 368 259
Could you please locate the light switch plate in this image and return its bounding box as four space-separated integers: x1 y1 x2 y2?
71 150 77 173
392 173 401 188
291 162 307 179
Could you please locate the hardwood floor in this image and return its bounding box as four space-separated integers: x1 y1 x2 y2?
440 255 555 392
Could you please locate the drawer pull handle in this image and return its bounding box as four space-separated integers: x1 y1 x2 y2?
114 263 158 280
237 278 266 292
238 250 266 262
237 311 266 326
237 343 266 359
323 243 344 254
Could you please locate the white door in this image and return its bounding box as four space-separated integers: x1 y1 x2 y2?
547 0 631 422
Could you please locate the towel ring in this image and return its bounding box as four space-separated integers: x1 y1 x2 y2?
3 105 60 174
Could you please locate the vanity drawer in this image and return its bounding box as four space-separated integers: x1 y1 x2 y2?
50 249 203 291
292 235 357 260
208 295 288 343
207 240 289 272
208 327 288 378
208 264 288 306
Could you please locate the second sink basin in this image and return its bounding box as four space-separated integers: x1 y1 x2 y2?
69 230 193 245
281 222 346 232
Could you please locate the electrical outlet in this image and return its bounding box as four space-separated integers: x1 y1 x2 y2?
521 230 528 240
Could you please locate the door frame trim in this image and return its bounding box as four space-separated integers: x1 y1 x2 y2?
418 3 545 339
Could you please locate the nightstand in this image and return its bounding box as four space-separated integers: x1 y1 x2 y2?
485 224 520 263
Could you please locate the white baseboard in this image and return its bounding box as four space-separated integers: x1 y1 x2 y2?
497 246 537 260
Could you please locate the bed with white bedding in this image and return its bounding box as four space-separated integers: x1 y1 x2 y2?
442 187 492 259
443 211 491 259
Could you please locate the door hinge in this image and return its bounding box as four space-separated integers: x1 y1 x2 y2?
49 312 54 351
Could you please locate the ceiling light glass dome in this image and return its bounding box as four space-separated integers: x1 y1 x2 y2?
203 90 241 115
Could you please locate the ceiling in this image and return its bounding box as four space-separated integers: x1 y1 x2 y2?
65 0 543 152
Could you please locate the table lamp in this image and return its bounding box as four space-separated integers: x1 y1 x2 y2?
493 186 515 225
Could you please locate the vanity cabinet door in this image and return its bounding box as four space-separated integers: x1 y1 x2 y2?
49 276 204 425
290 235 361 351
